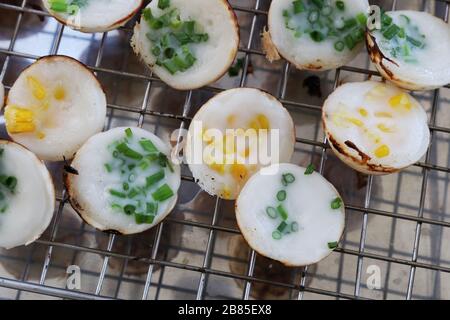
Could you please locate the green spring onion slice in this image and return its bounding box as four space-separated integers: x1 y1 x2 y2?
304 164 315 175
272 230 282 240
276 190 287 202
328 241 338 249
152 184 174 202
266 206 278 219
331 197 343 209
277 204 289 220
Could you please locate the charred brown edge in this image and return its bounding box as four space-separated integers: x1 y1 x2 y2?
344 140 371 163
322 114 397 174
45 0 144 33
132 0 240 91
365 31 398 81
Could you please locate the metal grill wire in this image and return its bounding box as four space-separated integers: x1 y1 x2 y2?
0 0 448 300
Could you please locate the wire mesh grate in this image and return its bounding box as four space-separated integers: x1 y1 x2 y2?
0 0 449 300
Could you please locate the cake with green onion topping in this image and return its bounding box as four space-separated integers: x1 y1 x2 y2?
65 127 180 235
131 0 239 90
43 0 143 33
0 141 55 249
263 0 369 71
235 163 345 266
367 10 450 91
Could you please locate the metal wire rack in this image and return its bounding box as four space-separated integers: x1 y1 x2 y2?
0 0 449 300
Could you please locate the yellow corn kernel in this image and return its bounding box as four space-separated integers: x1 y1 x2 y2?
222 186 232 199
346 117 364 127
37 131 46 139
366 85 387 101
239 147 250 158
374 144 390 158
230 164 248 181
248 119 260 131
226 114 236 126
4 106 36 133
223 133 235 154
27 76 46 101
375 112 393 118
54 85 66 100
389 93 411 110
358 108 368 117
202 128 213 143
257 114 270 130
209 162 225 175
377 123 394 133
249 114 270 131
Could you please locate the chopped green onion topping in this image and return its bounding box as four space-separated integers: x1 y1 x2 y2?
381 12 393 26
282 173 295 185
310 30 324 42
146 170 165 188
152 184 174 202
406 35 423 47
304 164 315 175
276 190 287 202
335 1 345 11
277 204 288 220
293 0 305 14
272 230 282 240
328 241 338 249
356 13 367 26
110 189 127 198
139 139 158 153
311 0 324 9
334 41 345 52
277 221 288 233
308 10 319 23
266 206 278 219
291 221 299 232
135 213 155 224
321 5 332 16
128 188 140 199
147 202 158 214
104 163 112 173
158 0 170 10
124 204 136 216
344 34 356 50
125 128 133 138
228 58 245 77
116 143 143 160
383 24 400 40
143 3 208 74
331 197 343 209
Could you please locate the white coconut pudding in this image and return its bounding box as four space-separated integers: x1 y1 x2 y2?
367 10 450 91
185 88 295 200
323 81 430 175
131 0 239 90
43 0 143 33
65 127 181 235
263 0 369 70
3 56 107 161
0 141 55 249
236 163 345 266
